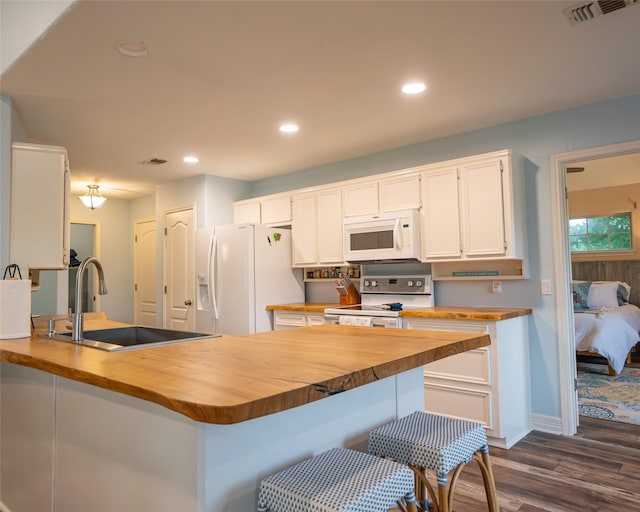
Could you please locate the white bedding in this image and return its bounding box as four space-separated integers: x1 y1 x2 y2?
575 304 640 374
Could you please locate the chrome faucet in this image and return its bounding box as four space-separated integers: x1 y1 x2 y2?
72 257 107 342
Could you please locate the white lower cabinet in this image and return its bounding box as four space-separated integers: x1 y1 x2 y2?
403 316 531 449
273 311 325 330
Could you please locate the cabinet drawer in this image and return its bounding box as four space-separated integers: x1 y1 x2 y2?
424 382 493 430
306 314 325 326
273 312 306 328
423 347 491 385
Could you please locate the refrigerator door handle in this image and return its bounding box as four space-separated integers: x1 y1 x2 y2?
208 233 220 321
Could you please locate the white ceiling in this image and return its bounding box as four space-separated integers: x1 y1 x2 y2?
2 0 640 199
566 152 640 191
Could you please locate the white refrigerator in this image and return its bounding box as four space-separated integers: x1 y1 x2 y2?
195 224 304 335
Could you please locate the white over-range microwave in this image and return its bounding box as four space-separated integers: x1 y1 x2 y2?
343 209 421 263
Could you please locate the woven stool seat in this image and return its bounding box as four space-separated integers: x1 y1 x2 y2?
368 411 498 512
257 447 418 512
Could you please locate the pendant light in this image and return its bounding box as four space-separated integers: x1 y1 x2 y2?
79 185 107 210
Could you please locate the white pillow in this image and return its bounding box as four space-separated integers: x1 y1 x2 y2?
587 281 619 309
592 280 631 305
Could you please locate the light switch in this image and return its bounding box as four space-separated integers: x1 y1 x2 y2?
491 281 502 294
541 279 552 295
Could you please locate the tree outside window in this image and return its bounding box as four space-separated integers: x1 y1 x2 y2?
569 213 632 252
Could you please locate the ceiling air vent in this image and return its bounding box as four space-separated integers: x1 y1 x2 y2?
140 157 168 165
564 0 638 24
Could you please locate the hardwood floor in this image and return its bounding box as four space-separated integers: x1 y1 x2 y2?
451 417 640 511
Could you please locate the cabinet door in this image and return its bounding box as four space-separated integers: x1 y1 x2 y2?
379 174 421 212
10 143 69 270
291 194 318 266
233 201 261 224
421 167 462 260
316 189 344 264
342 181 379 217
261 196 291 225
459 159 506 258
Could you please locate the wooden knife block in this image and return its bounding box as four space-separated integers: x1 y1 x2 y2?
340 283 361 305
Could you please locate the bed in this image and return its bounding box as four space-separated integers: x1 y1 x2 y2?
573 280 640 375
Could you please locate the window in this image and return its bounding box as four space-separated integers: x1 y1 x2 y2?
569 213 632 252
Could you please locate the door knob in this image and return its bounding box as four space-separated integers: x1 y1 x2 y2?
184 299 192 306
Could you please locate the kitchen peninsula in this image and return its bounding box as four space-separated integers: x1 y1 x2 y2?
1 317 489 511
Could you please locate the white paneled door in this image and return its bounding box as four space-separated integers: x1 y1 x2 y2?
134 219 157 327
163 208 195 331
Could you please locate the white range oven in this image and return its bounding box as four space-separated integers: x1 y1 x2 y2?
324 274 433 328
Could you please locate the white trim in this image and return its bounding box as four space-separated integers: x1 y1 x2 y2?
531 413 563 436
550 139 640 437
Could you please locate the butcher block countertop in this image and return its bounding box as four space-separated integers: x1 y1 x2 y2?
1 316 489 425
268 303 531 320
266 303 341 313
399 306 531 321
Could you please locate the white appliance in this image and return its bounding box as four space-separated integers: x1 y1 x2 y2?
343 209 421 263
324 274 433 328
195 224 304 335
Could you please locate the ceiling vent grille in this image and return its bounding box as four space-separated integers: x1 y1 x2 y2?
564 0 638 24
140 157 168 165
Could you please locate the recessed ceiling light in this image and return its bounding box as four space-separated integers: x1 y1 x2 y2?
279 123 299 134
183 156 199 164
115 41 150 58
401 82 427 95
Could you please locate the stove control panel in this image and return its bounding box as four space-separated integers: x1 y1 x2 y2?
360 275 431 294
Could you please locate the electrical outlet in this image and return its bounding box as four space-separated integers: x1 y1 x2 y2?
491 281 502 294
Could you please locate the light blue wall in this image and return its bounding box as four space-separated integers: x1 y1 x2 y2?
250 93 640 420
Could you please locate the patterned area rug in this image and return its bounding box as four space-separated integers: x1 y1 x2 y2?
577 363 640 425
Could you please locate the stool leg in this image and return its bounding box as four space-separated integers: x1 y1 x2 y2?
474 447 499 512
389 489 418 512
437 475 449 512
409 464 440 511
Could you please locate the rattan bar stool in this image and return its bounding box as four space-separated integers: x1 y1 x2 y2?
368 411 499 512
257 447 419 512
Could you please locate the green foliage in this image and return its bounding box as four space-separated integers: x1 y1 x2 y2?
569 213 632 253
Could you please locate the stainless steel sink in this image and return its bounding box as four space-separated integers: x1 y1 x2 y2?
42 326 221 352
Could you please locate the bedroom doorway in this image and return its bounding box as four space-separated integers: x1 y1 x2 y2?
551 140 640 435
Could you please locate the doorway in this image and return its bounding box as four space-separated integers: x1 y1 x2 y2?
69 220 100 314
551 139 640 436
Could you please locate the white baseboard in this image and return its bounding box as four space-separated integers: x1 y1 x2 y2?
531 413 563 435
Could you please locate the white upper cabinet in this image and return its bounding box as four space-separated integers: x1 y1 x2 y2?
378 174 421 213
233 201 261 224
260 195 292 225
421 150 526 262
291 188 343 267
291 193 317 266
342 182 378 217
422 167 461 260
233 194 291 226
316 189 344 264
10 142 70 270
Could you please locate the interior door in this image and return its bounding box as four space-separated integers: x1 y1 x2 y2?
163 208 195 331
134 219 157 327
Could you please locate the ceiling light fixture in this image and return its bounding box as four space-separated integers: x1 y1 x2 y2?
402 82 427 95
183 156 199 164
115 41 150 58
279 123 299 134
79 185 107 210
